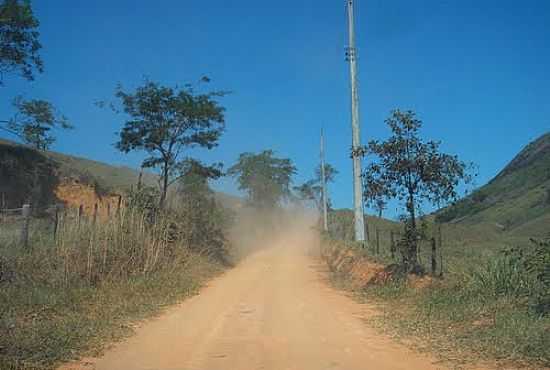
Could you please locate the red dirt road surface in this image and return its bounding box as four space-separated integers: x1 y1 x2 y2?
60 225 451 370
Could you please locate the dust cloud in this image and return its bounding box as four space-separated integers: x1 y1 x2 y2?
227 205 321 261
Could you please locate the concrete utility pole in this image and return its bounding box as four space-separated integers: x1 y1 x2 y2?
320 129 328 232
346 0 366 242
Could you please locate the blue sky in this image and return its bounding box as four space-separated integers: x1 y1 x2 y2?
1 0 549 217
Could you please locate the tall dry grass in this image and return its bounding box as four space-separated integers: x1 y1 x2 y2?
0 200 229 369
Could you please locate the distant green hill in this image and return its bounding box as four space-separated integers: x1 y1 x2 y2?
0 139 240 209
438 132 550 237
328 209 400 242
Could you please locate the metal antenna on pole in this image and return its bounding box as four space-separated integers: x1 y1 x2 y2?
345 0 366 243
320 129 328 232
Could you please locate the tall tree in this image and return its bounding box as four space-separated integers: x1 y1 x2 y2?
0 1 71 148
361 109 471 271
113 80 226 208
228 150 296 209
294 163 338 210
0 96 71 149
0 0 43 84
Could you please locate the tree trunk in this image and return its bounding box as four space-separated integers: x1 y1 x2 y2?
159 162 169 209
406 189 419 271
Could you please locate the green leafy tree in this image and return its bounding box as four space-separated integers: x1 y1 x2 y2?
113 80 226 208
294 163 338 210
0 0 43 83
360 109 472 272
0 1 70 149
0 96 71 149
293 180 318 206
175 160 230 263
177 158 222 198
228 150 296 209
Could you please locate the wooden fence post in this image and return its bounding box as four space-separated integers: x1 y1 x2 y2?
375 228 380 255
53 205 59 241
1 192 5 222
438 223 443 250
93 203 98 226
364 220 370 243
137 169 143 191
390 231 396 259
431 237 437 276
439 248 444 277
438 223 443 277
117 195 122 215
20 204 31 247
78 204 83 229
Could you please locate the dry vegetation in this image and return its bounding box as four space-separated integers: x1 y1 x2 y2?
0 189 234 370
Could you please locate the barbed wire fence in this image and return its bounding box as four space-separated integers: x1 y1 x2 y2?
362 222 445 276
0 198 124 248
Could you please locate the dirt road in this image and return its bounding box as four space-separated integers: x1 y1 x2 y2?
63 228 447 370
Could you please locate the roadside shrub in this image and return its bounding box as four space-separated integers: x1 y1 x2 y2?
524 238 550 315
171 195 233 264
0 191 232 369
126 185 161 222
466 239 549 315
470 249 531 299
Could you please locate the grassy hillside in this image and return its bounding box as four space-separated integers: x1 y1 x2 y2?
0 139 240 209
437 132 550 238
1 138 155 189
328 209 400 242
0 141 238 369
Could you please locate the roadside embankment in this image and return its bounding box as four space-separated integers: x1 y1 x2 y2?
321 237 550 370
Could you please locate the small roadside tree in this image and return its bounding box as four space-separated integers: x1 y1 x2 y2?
0 1 70 148
0 97 72 150
294 163 338 210
228 150 296 209
113 79 226 208
360 109 472 272
175 158 228 262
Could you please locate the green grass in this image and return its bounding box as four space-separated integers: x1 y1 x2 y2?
0 139 241 370
323 237 550 369
322 133 550 368
0 200 231 370
0 254 221 370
